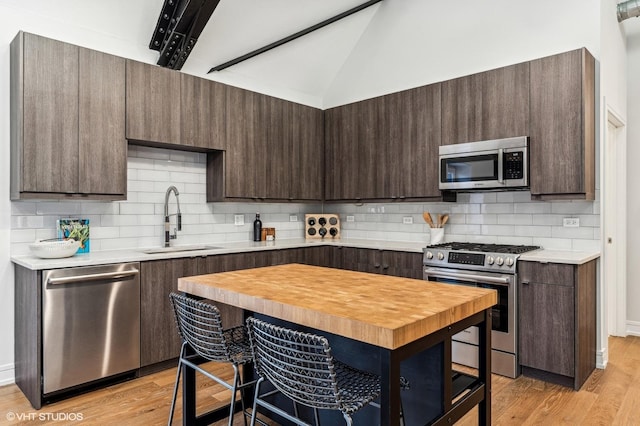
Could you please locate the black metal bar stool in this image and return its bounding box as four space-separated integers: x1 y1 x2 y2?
246 317 408 426
168 292 255 426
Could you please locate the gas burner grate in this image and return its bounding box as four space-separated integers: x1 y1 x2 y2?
425 242 540 254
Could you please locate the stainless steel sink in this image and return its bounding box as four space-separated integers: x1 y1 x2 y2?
139 245 223 254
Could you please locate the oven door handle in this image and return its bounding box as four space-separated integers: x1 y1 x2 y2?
424 268 511 285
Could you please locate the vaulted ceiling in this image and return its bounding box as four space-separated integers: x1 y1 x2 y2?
3 0 640 109
176 0 382 105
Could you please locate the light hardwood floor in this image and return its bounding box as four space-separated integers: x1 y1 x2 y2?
1 336 639 425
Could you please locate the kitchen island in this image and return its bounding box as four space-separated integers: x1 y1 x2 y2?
178 263 497 426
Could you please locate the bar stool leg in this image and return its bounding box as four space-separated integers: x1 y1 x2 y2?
168 342 187 426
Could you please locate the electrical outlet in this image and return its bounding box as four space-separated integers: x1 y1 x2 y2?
289 214 298 222
403 216 413 224
346 215 355 222
563 217 580 227
234 214 244 226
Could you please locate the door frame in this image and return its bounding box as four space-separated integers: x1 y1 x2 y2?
602 103 627 340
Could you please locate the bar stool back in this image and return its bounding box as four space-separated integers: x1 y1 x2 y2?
246 317 382 426
168 293 254 426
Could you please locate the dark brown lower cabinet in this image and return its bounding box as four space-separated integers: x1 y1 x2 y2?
139 246 423 371
518 259 596 390
140 258 199 367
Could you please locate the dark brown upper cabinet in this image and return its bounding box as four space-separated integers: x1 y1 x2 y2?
180 73 226 150
325 83 441 201
529 48 595 200
208 86 324 201
10 32 126 200
441 62 530 145
126 60 181 146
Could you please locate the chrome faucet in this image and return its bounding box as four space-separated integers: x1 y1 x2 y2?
164 186 182 247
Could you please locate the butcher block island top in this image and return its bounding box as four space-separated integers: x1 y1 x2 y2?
178 263 497 350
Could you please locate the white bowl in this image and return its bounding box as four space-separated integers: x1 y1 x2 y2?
29 239 81 259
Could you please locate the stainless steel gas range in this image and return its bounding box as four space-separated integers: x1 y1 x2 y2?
423 242 540 378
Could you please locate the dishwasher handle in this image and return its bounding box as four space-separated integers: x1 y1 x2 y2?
47 269 139 286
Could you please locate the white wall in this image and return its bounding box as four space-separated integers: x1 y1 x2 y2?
324 0 601 108
625 21 640 327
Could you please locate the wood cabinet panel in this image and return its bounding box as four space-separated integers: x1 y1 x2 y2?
180 74 226 150
224 86 259 198
397 84 441 199
325 103 361 200
216 86 323 201
126 60 181 145
257 95 289 199
519 272 574 376
291 103 324 200
14 265 42 409
10 32 126 200
442 62 529 145
518 260 596 389
20 33 79 194
78 48 126 195
325 83 441 201
529 48 595 200
140 258 199 367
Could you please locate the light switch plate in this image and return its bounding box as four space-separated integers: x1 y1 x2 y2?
403 216 413 224
289 214 298 222
346 215 355 222
234 214 244 226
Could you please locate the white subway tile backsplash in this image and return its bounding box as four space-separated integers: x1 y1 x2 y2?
467 214 497 225
551 226 595 239
481 224 515 236
551 202 595 215
497 214 532 225
481 203 514 214
9 146 601 254
514 202 551 214
515 225 551 238
120 203 155 215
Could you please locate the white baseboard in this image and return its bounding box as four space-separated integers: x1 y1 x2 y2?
626 320 640 337
0 363 15 387
596 347 608 369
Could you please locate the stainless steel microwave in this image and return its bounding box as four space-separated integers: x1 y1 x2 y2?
439 136 529 191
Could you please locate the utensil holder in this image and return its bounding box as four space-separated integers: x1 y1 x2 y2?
430 228 444 245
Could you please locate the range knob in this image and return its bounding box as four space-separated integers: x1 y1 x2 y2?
426 251 434 259
437 252 445 261
505 257 514 267
496 257 504 266
486 256 495 265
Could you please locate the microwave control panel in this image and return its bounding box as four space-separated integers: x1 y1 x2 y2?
503 151 524 179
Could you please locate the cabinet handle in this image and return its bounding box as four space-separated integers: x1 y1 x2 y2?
521 280 530 285
382 264 389 270
374 263 381 268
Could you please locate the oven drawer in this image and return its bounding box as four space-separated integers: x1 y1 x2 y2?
452 341 519 378
453 326 479 344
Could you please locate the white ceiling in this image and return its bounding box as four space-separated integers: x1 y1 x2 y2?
2 0 639 109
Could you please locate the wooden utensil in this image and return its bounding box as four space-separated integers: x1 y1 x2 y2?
440 214 449 227
423 212 435 228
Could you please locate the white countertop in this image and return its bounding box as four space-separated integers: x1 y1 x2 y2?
10 238 426 270
11 238 600 270
518 249 600 265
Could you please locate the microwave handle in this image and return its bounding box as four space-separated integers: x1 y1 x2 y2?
498 148 504 184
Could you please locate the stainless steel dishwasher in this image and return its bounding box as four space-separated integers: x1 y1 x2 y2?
42 262 140 395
